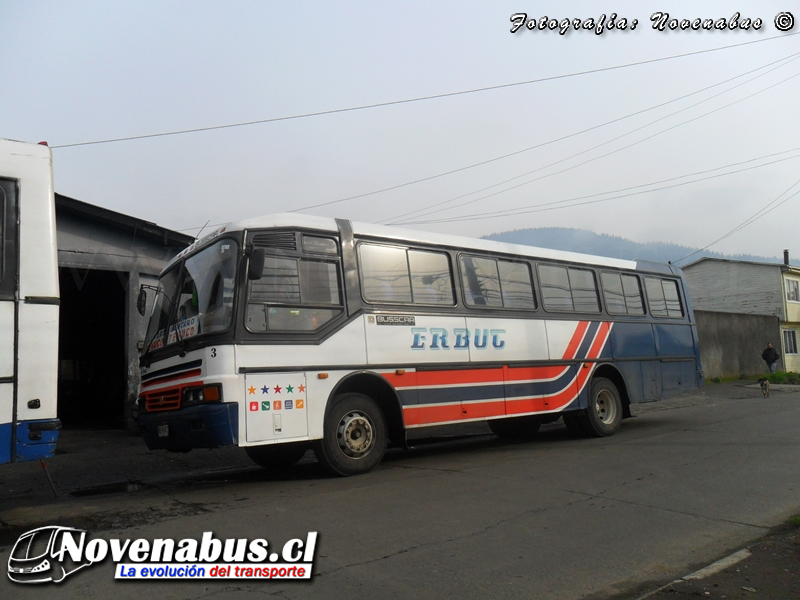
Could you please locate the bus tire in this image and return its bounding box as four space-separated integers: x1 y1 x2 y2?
314 393 388 476
584 377 622 437
488 416 541 439
246 442 308 470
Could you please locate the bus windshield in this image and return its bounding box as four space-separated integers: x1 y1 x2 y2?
145 239 238 352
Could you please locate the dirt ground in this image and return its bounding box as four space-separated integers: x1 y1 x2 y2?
632 520 800 599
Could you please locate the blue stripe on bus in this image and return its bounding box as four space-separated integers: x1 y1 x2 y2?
397 366 581 407
415 383 505 406
15 420 61 461
505 365 580 398
0 422 11 464
576 321 599 359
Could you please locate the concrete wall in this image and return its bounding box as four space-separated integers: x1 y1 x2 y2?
695 310 782 378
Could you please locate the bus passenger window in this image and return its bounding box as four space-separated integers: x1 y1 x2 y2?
459 256 502 307
539 265 600 313
601 272 626 314
622 274 645 315
539 265 573 311
602 272 644 316
359 244 412 304
645 277 683 318
645 278 667 316
408 250 454 305
662 279 684 317
498 260 535 309
569 268 600 313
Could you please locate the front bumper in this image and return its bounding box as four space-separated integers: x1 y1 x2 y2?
138 403 238 452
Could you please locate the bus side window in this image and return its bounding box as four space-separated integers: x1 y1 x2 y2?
539 264 600 313
645 277 683 318
0 180 18 300
568 268 600 313
622 274 645 315
602 272 644 316
408 250 454 305
539 265 573 312
247 256 342 332
498 260 536 309
359 244 412 304
459 255 502 307
662 279 684 317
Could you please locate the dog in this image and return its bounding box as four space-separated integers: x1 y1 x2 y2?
758 377 770 397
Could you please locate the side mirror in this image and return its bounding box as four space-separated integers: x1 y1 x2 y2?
248 248 266 280
137 287 148 316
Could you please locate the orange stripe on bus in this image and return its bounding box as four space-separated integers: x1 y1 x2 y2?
562 320 590 360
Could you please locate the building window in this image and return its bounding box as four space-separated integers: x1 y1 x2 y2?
787 279 800 302
785 329 798 355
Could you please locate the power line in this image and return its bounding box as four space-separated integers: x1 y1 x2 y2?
392 150 800 225
673 177 800 264
384 53 800 224
175 146 800 234
426 147 800 222
296 51 800 215
391 68 800 225
51 32 799 150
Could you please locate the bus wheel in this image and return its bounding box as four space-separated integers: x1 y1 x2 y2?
584 377 622 437
246 442 309 470
488 416 541 439
315 393 388 476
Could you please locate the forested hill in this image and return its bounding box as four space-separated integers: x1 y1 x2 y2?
482 227 796 266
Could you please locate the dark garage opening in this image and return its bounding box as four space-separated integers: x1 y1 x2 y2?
58 268 127 428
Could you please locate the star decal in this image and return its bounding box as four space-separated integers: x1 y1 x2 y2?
247 386 256 395
298 384 305 393
261 386 269 394
274 385 282 394
286 384 294 393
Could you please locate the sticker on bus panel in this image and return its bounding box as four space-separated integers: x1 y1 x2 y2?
149 330 166 352
245 374 308 442
167 316 200 345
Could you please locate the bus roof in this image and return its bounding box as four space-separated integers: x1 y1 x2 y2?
167 213 643 272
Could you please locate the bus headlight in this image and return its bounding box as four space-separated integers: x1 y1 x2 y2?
182 384 222 407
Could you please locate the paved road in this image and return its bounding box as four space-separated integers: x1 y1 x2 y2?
2 384 799 599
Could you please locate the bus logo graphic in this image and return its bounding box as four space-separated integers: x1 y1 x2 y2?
8 526 92 584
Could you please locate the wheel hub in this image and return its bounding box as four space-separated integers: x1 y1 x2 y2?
337 411 374 458
595 390 617 425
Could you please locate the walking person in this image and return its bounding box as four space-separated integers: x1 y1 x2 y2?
761 343 780 374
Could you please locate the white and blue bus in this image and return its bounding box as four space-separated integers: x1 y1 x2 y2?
137 214 703 476
0 139 61 464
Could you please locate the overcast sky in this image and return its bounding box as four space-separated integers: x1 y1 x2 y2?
3 1 799 261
